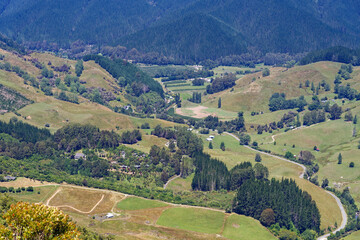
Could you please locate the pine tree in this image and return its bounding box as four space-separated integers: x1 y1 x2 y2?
209 141 213 149
255 153 262 162
75 60 84 77
220 142 225 151
311 82 315 93
338 153 342 164
353 115 358 124
218 97 222 108
296 114 301 127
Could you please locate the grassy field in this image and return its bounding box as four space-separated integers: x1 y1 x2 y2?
125 134 168 153
342 230 360 240
3 181 274 240
212 64 264 78
117 197 168 210
48 187 122 214
202 62 342 114
222 214 277 240
167 174 194 192
157 207 225 234
7 185 58 204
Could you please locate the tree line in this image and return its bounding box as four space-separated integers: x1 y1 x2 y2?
206 73 236 94
269 93 307 112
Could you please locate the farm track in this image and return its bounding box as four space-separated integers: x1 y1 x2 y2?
46 188 105 214
164 175 180 189
224 132 347 240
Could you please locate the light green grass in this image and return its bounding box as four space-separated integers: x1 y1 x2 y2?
9 185 59 203
222 214 276 240
117 197 168 210
341 230 360 240
157 207 224 234
167 174 194 192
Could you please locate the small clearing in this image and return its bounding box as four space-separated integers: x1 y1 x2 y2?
176 106 212 118
0 177 53 188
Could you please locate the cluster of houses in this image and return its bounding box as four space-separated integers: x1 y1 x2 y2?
110 151 148 170
4 176 16 181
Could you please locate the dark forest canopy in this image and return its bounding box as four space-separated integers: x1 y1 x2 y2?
300 46 360 65
233 178 321 233
1 0 360 62
0 120 142 159
269 93 307 112
0 118 51 144
191 154 268 191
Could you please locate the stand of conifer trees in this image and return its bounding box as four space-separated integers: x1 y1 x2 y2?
232 178 320 233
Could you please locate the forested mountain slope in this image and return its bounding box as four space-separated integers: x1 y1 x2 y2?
120 14 247 62
0 0 359 61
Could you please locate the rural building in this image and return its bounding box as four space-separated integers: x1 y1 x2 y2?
4 176 16 181
75 153 86 160
206 137 213 141
106 213 114 218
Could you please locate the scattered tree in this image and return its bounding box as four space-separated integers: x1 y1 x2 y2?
239 133 251 145
220 142 225 151
75 60 84 77
321 178 329 188
255 153 262 162
329 104 342 120
338 153 342 164
262 68 270 77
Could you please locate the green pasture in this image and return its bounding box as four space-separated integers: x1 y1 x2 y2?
117 197 168 211
222 214 277 240
156 207 224 234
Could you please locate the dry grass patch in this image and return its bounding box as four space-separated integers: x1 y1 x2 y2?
0 177 53 188
295 178 342 230
48 187 118 214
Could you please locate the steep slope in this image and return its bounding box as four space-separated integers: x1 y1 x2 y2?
0 0 359 59
176 0 360 53
0 48 174 131
0 0 195 45
120 14 247 61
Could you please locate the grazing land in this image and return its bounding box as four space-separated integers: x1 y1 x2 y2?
222 214 277 240
117 197 168 210
156 207 225 234
1 181 274 240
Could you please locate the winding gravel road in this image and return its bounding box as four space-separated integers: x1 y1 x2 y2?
224 132 347 240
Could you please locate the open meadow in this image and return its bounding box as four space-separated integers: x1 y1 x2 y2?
0 181 275 240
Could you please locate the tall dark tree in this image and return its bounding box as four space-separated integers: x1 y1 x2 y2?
338 153 342 164
329 104 342 120
75 60 84 77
